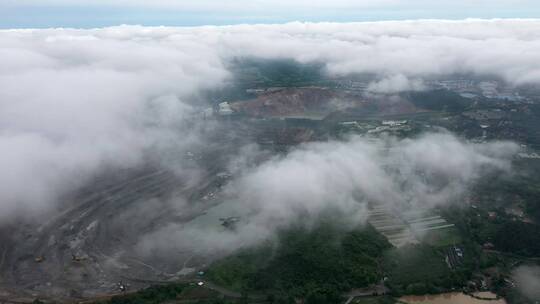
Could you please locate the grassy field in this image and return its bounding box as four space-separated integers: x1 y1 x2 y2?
206 245 272 292
422 227 462 247
383 244 453 292
206 222 391 298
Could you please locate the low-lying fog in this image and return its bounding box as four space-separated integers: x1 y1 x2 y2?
0 20 535 265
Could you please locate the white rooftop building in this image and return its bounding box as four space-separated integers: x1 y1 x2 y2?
218 102 234 115
381 120 407 126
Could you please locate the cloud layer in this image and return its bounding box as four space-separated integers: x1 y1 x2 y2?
513 265 540 301
0 19 535 223
138 133 517 255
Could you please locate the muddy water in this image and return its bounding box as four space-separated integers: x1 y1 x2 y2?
400 292 506 304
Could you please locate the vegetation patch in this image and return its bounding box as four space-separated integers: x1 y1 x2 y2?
422 227 462 247
95 283 187 304
351 296 396 304
383 244 460 295
207 221 391 300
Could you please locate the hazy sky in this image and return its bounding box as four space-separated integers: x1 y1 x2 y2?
2 0 540 28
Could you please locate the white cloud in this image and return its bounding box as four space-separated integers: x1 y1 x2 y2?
513 265 540 301
367 74 425 93
138 133 517 255
207 19 540 85
0 26 229 221
0 19 535 223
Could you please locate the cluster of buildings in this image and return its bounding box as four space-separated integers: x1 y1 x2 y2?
517 151 540 159
427 79 475 91
425 79 525 102
381 120 408 127
463 109 505 120
338 120 411 135
368 120 410 134
202 101 235 118
445 246 464 269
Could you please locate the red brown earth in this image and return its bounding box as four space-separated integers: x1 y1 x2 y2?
230 87 421 118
